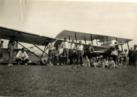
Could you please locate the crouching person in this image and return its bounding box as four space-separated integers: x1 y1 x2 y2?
83 56 90 67
109 57 118 69
102 58 109 68
16 48 30 65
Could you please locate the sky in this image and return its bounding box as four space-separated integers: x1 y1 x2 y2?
0 0 137 49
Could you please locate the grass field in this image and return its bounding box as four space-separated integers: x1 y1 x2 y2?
0 65 137 97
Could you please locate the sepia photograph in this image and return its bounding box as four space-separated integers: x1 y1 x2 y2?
0 0 137 97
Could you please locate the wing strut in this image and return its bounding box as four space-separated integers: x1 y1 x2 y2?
33 44 48 55
40 46 48 58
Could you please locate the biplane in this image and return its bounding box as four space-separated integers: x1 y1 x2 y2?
0 26 132 64
56 30 132 51
0 26 56 64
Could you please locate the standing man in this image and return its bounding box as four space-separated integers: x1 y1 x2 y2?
0 40 4 48
88 43 94 59
8 40 15 66
74 44 79 65
132 45 137 66
61 38 69 65
57 44 63 65
128 47 134 65
47 42 55 66
122 49 128 65
69 40 76 65
0 40 4 61
77 41 84 66
111 47 119 65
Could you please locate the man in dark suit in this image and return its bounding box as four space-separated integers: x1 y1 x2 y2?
132 45 137 66
128 47 134 65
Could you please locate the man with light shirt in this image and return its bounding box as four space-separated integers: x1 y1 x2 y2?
61 38 69 65
16 48 30 65
47 42 55 65
77 41 84 65
8 40 15 66
69 40 76 65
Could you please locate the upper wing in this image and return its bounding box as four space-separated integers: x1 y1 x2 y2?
56 30 132 44
0 26 55 45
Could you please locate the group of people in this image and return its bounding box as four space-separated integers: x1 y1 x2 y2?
1 38 137 67
44 38 85 66
5 40 30 66
40 38 137 68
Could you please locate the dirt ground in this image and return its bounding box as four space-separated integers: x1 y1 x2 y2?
0 65 137 97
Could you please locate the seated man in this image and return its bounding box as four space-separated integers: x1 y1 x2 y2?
83 56 90 67
109 57 118 68
92 57 99 68
16 48 30 65
102 59 109 68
